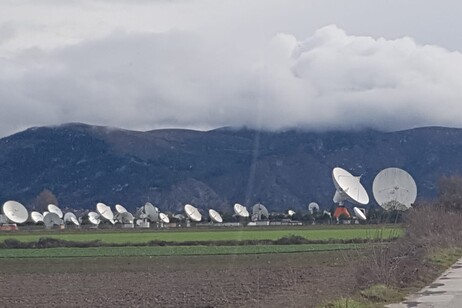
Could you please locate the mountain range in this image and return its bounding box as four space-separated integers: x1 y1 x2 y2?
1 123 461 213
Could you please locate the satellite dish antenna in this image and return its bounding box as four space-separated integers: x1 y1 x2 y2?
96 202 115 224
159 213 170 224
144 202 159 222
118 212 134 224
251 203 269 221
288 210 296 217
209 209 223 223
332 167 369 220
308 202 320 214
373 167 417 211
47 204 63 219
43 211 49 217
115 204 128 214
353 207 367 221
30 211 44 224
233 203 249 218
184 204 202 222
2 201 29 224
63 212 80 226
173 213 185 221
87 211 101 226
43 212 63 228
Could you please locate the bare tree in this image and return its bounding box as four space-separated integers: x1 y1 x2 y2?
32 189 59 212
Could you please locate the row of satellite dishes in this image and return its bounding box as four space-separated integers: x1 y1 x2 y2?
0 166 416 227
0 200 295 228
332 167 417 221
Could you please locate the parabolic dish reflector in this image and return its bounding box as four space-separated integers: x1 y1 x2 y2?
88 211 100 225
353 207 367 221
233 203 249 218
144 202 159 222
47 204 63 219
118 212 134 224
308 202 320 214
159 213 170 223
96 202 115 224
2 201 28 224
30 211 44 223
115 204 128 214
64 212 79 225
252 203 269 219
332 167 369 205
184 204 201 222
43 212 63 227
209 209 223 223
373 167 417 211
288 209 296 216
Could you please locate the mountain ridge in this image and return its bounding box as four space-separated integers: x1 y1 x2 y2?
1 123 461 213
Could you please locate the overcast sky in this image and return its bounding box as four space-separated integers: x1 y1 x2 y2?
1 0 462 137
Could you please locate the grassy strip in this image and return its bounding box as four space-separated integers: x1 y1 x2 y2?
0 227 403 244
0 235 398 249
0 243 363 258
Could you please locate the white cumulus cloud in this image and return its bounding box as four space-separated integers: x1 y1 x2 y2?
1 24 462 136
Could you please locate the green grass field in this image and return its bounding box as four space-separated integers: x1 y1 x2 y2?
0 243 365 258
0 226 402 244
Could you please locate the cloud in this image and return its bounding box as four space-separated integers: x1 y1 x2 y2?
1 24 462 136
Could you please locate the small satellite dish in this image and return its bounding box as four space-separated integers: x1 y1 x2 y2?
209 209 223 223
144 202 159 222
332 167 369 206
173 213 185 221
2 201 29 224
43 212 63 228
373 167 417 211
87 211 101 225
184 204 202 222
288 209 296 217
353 207 367 221
96 202 115 224
233 203 249 218
252 203 269 221
47 204 63 219
159 213 170 224
30 211 44 224
115 204 128 214
43 211 49 217
63 212 80 226
118 212 134 224
308 202 320 214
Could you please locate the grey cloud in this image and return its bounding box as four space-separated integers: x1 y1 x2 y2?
1 25 462 137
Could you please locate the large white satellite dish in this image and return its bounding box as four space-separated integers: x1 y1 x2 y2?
233 203 249 218
43 212 63 228
353 207 367 221
118 212 134 224
184 204 201 222
252 203 269 221
2 201 29 224
308 202 320 214
63 212 80 226
144 202 159 222
209 209 223 223
288 209 296 217
115 204 128 214
373 167 417 211
47 204 63 219
159 213 170 224
87 211 101 225
30 211 44 224
96 202 115 224
332 167 369 206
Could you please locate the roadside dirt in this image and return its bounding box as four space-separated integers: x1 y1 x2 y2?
0 251 356 307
